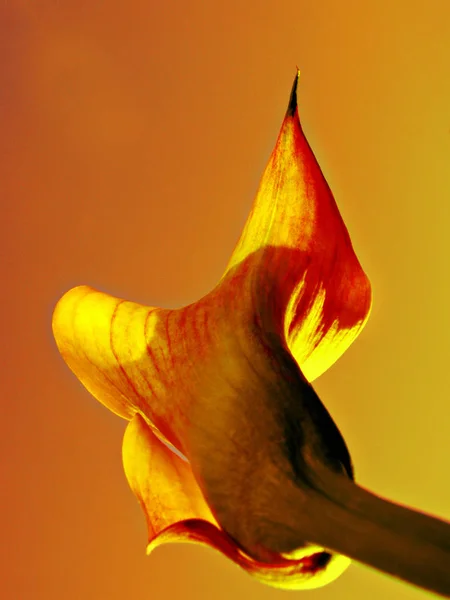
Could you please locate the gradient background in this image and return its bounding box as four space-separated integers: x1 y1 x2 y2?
2 1 450 599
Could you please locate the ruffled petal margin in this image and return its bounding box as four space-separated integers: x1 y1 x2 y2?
122 414 351 590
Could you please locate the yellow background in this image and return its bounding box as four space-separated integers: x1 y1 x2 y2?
2 1 449 599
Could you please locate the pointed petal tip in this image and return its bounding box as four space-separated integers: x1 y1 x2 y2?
286 68 300 117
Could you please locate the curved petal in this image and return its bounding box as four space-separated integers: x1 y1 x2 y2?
222 70 371 381
52 72 371 449
52 285 185 450
122 414 351 590
52 283 281 456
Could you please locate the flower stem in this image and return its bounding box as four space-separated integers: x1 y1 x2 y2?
296 460 450 597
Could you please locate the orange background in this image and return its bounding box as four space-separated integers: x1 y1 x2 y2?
2 1 449 599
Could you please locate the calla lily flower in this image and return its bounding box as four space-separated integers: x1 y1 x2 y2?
52 72 450 596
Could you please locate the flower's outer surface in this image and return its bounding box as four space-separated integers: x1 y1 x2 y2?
122 413 352 589
52 71 450 593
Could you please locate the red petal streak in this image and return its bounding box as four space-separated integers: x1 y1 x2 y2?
221 72 371 380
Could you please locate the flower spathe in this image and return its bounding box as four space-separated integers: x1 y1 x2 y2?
52 70 372 589
122 413 351 589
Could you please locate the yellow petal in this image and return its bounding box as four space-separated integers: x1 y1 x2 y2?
222 70 371 381
122 414 218 538
52 285 183 450
52 72 371 451
122 414 351 590
51 283 275 455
